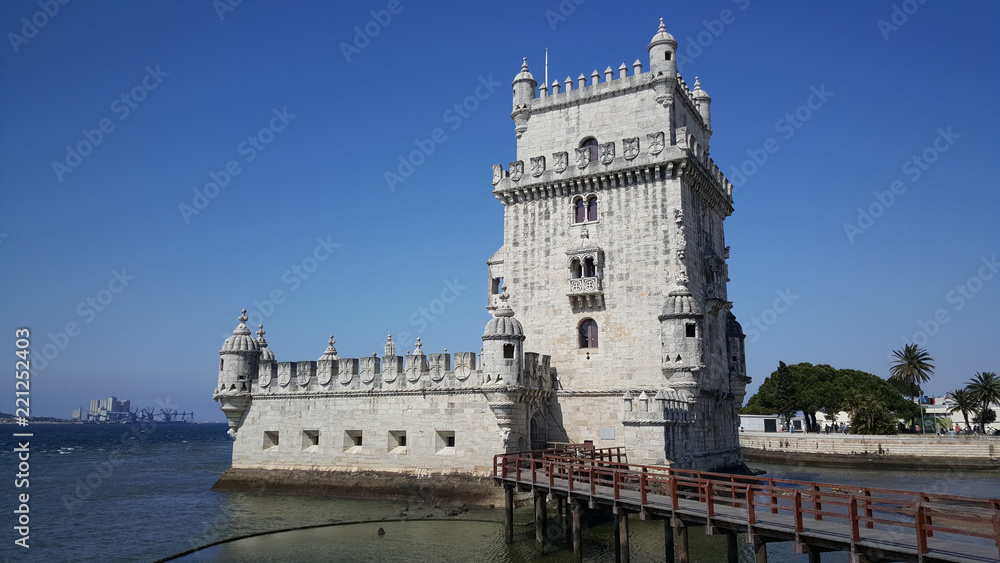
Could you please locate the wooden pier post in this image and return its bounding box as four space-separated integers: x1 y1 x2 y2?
614 511 630 563
534 489 547 545
504 484 514 544
727 531 738 563
571 498 583 560
750 534 768 563
673 519 689 563
808 551 822 563
664 519 675 563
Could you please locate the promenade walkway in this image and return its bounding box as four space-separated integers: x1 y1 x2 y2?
493 446 1000 562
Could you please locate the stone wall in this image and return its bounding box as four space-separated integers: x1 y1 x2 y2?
231 390 525 476
741 432 1000 469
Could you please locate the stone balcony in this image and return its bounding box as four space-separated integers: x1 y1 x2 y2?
567 277 603 309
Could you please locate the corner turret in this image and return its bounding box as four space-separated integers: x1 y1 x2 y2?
481 286 524 384
511 58 537 139
692 77 712 132
214 309 260 438
647 18 678 78
659 275 704 393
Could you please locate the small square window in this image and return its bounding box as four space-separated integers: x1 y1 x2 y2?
344 430 363 452
389 430 407 454
263 431 279 451
686 323 696 338
302 430 319 452
436 430 455 454
503 344 515 359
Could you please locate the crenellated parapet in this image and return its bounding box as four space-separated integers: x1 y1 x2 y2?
250 333 553 397
491 130 733 214
622 389 694 426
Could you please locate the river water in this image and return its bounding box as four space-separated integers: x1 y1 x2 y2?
3 423 998 562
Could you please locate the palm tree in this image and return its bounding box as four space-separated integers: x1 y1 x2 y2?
946 388 976 431
889 344 934 431
966 372 1000 433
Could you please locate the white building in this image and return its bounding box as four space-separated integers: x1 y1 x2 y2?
213 20 750 490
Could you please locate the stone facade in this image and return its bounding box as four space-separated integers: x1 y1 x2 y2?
213 20 750 483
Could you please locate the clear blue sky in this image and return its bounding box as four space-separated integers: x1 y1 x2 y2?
2 1 997 420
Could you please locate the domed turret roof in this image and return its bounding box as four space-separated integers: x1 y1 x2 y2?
483 287 524 339
319 335 339 361
512 58 535 84
257 324 275 362
692 77 710 100
660 278 704 318
221 309 261 354
648 18 677 49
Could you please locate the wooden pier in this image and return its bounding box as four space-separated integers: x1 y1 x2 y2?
493 446 1000 562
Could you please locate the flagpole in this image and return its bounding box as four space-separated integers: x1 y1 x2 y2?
545 48 548 90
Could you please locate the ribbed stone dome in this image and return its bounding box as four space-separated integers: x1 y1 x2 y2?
512 57 535 83
648 18 677 48
221 309 261 354
484 315 524 338
318 335 339 361
692 78 710 100
257 325 275 362
661 289 702 318
483 289 525 339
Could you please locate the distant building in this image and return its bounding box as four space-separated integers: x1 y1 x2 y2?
78 396 131 422
740 413 807 433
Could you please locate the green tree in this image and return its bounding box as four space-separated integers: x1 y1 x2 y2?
888 344 935 401
842 391 898 435
889 344 934 430
966 372 1000 433
741 363 917 434
774 361 797 428
946 388 976 431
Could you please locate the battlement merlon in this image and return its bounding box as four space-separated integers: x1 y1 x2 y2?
511 20 713 159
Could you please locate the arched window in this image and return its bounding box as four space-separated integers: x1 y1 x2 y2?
574 198 586 223
587 196 597 222
583 257 596 278
579 319 598 348
570 259 582 279
580 137 598 163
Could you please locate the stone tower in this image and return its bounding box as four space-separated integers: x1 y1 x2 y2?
215 309 259 438
488 19 750 469
481 287 525 385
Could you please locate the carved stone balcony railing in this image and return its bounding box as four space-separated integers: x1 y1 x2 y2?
568 277 603 309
